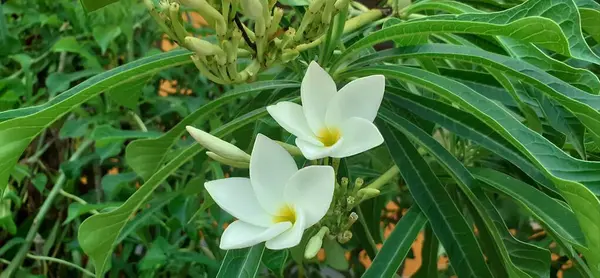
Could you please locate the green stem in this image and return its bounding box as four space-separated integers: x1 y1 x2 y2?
1 140 94 278
367 165 399 189
59 189 100 214
356 207 378 257
294 9 384 52
26 254 95 277
129 111 148 132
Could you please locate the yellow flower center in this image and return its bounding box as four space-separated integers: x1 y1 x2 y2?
272 204 296 224
317 127 341 147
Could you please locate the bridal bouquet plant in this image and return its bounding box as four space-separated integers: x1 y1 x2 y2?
2 0 600 277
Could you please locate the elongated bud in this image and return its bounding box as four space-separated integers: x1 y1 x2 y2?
185 37 225 56
275 141 303 156
354 177 364 188
240 0 263 19
343 212 358 230
207 152 250 168
305 227 329 259
357 188 380 199
186 126 251 162
334 0 351 10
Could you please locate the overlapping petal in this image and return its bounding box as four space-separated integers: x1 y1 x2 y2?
220 220 291 249
204 177 272 227
250 134 298 213
266 102 320 145
284 166 334 227
325 75 385 126
330 117 384 158
265 208 307 250
295 138 340 160
301 61 337 134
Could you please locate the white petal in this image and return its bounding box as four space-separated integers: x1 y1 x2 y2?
329 117 384 158
205 178 272 227
265 208 307 250
250 134 299 213
325 75 385 126
266 102 320 145
284 166 334 227
220 220 291 249
295 138 333 160
301 61 338 134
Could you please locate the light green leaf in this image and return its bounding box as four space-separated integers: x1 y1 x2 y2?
92 25 121 54
332 17 569 71
79 0 120 12
46 70 102 95
378 119 493 278
78 107 270 276
90 125 161 142
0 49 192 193
64 202 122 224
579 8 600 44
346 64 600 275
52 36 101 69
125 81 299 180
217 244 265 278
363 206 426 278
108 75 152 109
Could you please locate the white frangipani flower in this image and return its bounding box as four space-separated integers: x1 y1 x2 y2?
205 134 335 250
267 61 385 160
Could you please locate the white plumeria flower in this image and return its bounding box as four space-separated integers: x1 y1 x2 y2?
267 61 385 160
205 134 335 250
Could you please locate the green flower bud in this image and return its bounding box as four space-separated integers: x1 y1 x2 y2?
357 188 380 200
207 152 250 168
337 230 352 244
186 126 250 162
185 37 225 56
240 0 263 19
281 49 299 63
304 227 329 259
354 177 364 188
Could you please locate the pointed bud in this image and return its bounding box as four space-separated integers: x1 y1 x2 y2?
240 0 263 19
207 152 250 168
357 188 380 200
305 227 329 259
275 141 303 156
185 37 225 56
186 126 251 162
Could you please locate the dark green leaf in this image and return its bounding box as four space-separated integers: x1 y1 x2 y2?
217 244 265 278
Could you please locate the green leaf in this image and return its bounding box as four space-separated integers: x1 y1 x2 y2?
363 206 426 278
64 202 122 224
80 0 120 13
413 225 438 278
90 125 161 142
217 244 265 278
59 118 90 139
378 119 493 278
332 16 569 71
347 64 600 276
78 107 270 276
383 88 554 191
92 25 121 54
125 81 299 180
101 172 137 201
0 49 192 193
471 168 586 249
579 8 600 44
323 238 348 271
52 36 101 69
46 70 102 95
348 44 600 147
277 0 310 5
31 173 47 193
262 249 288 278
108 75 152 109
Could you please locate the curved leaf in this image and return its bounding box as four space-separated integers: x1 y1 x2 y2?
362 206 426 278
217 244 265 278
379 120 493 278
0 49 192 192
345 65 600 275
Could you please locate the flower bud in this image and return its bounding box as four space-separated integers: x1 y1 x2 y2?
186 126 251 162
207 152 250 168
185 37 225 56
275 141 303 156
357 188 380 200
305 227 329 259
337 230 352 244
346 196 355 207
240 0 263 19
281 49 299 63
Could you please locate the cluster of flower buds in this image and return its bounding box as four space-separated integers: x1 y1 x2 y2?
304 175 380 259
144 0 351 84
